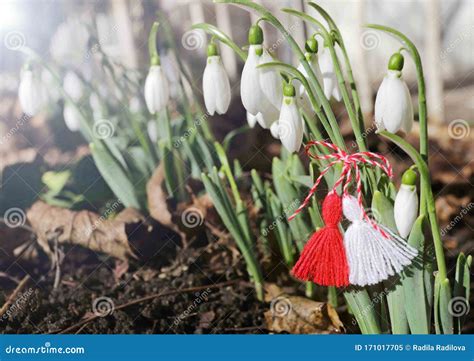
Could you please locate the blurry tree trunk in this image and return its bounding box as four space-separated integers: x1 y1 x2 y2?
111 0 138 68
353 0 373 124
188 0 206 56
425 0 444 125
215 4 238 79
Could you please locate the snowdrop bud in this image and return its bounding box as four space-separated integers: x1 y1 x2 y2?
144 65 169 114
63 71 84 102
18 68 46 116
319 45 341 101
273 84 303 153
202 43 231 116
375 53 413 134
394 169 419 238
63 103 81 132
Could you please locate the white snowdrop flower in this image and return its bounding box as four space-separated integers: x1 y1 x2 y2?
147 120 158 142
394 168 419 238
240 25 279 128
18 68 47 116
273 84 303 153
319 45 341 101
63 102 81 132
259 49 282 109
202 43 231 116
63 71 84 102
89 93 103 119
50 18 89 66
375 53 413 134
144 65 169 114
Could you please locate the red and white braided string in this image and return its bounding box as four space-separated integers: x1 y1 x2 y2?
288 140 393 238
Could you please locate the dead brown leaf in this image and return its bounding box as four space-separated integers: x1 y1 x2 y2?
27 201 150 260
264 284 344 334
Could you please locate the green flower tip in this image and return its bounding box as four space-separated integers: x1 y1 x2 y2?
388 52 404 71
207 43 218 57
283 83 295 97
150 55 160 66
401 168 417 185
305 38 318 53
248 24 264 45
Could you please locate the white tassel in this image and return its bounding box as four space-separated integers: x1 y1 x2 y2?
342 195 418 286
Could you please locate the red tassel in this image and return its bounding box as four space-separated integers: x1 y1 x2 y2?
292 192 349 287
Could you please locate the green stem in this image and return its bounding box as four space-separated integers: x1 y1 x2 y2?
283 8 365 153
215 0 346 151
366 24 429 213
379 131 447 281
308 2 366 137
148 21 160 65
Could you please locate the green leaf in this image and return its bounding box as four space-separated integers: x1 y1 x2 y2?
453 253 467 333
402 215 430 334
90 142 141 209
439 278 453 334
372 191 409 334
192 23 247 60
344 289 381 334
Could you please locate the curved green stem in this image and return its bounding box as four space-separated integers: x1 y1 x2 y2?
366 24 429 214
214 0 345 150
366 25 428 160
308 2 366 140
148 21 160 66
283 8 366 153
379 131 447 281
192 23 247 60
257 61 336 143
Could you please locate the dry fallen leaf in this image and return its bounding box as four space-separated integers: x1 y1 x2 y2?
146 163 212 245
264 284 343 334
27 201 150 260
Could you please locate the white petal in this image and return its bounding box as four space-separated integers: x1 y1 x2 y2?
278 97 303 152
258 49 282 109
18 70 45 116
63 103 81 132
374 71 407 133
374 76 389 130
212 57 231 115
147 120 158 142
246 112 258 128
203 57 217 115
258 103 279 129
394 184 419 238
241 45 264 115
144 66 169 114
400 80 414 133
270 121 280 139
63 71 83 102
